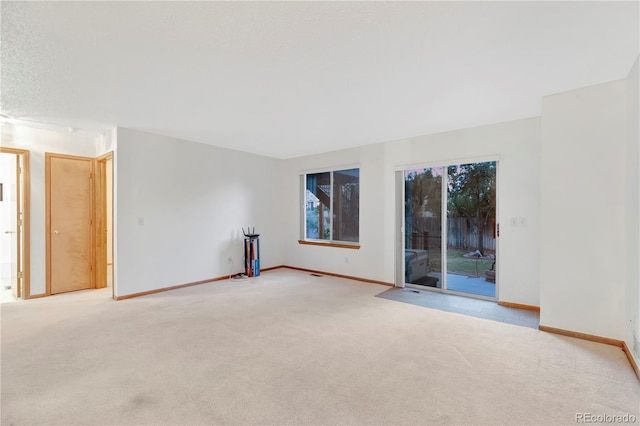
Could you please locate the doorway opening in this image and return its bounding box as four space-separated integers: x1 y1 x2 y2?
399 160 498 300
45 151 114 299
0 148 30 302
95 152 114 298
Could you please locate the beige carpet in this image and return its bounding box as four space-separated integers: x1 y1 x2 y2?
1 269 638 425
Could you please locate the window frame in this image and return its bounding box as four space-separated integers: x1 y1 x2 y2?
300 166 360 248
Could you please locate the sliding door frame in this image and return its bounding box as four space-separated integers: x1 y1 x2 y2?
395 155 500 301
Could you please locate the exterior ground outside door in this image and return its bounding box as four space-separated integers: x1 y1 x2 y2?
46 153 94 295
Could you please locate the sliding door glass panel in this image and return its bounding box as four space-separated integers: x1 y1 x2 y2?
306 172 331 240
332 169 359 242
404 168 442 287
446 162 496 297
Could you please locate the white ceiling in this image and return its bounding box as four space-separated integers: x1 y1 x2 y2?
1 1 638 159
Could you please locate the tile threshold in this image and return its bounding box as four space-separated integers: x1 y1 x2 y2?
376 287 540 329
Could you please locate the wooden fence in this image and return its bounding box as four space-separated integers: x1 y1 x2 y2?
407 217 496 251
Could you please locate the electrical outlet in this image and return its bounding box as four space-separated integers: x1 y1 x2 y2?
137 217 144 226
518 217 527 227
345 256 349 264
510 217 518 227
227 257 233 263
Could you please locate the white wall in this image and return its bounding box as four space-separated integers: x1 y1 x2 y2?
96 127 117 157
625 56 640 361
114 128 284 297
540 79 628 340
0 124 99 296
281 143 390 284
281 117 542 306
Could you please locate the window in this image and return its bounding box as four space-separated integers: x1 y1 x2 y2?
304 168 359 244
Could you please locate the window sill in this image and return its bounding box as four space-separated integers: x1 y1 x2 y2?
298 240 361 250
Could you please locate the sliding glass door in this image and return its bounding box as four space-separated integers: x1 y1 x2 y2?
402 160 497 299
404 167 443 288
445 162 496 297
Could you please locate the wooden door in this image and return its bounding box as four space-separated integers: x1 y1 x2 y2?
46 153 94 295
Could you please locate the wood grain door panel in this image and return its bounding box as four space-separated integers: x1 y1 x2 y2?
47 154 93 295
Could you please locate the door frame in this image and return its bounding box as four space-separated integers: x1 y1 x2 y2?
45 152 96 296
0 147 30 299
95 151 114 298
395 155 500 301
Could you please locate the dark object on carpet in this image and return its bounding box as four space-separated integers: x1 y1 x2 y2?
411 276 439 287
485 261 496 282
